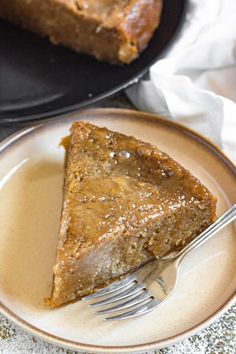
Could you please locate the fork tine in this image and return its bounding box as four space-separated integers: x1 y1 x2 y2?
82 275 136 301
104 299 159 321
89 283 144 308
96 291 151 314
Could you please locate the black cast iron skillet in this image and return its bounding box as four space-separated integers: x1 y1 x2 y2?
0 0 187 123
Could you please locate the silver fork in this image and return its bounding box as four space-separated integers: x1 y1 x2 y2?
82 204 236 320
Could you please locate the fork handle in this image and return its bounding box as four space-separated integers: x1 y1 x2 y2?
176 204 236 262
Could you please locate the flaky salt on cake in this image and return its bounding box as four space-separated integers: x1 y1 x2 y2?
47 121 216 308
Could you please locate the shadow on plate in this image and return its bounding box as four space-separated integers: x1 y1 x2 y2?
1 160 63 312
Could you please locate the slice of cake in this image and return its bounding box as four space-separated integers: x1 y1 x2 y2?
0 0 162 64
47 121 216 308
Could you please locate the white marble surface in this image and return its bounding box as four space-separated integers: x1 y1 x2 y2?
0 94 235 354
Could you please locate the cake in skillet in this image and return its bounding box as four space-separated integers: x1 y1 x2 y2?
47 121 216 307
0 0 163 64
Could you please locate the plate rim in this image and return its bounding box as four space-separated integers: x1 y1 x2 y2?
0 108 235 353
0 0 188 124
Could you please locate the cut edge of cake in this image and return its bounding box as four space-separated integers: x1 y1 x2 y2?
0 0 163 64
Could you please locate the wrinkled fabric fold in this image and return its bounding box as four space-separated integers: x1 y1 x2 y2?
127 0 236 161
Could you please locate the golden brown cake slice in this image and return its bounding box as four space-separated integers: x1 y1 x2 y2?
0 0 162 64
47 121 216 308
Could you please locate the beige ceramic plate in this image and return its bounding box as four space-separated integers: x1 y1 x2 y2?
0 109 235 353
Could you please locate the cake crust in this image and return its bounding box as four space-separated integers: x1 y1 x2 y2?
47 121 216 308
0 0 162 64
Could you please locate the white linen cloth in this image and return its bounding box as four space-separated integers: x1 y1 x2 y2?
127 0 236 162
